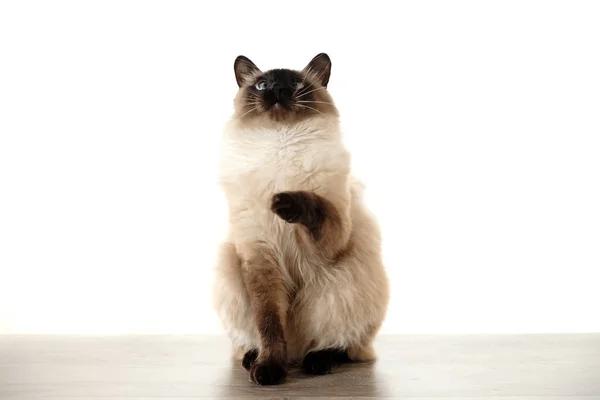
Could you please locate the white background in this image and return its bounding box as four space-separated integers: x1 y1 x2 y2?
1 1 599 334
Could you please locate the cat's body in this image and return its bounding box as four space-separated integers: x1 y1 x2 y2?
213 54 389 385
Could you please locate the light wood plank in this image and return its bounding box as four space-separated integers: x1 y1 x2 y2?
0 334 598 399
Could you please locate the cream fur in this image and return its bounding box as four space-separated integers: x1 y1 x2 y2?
213 114 389 362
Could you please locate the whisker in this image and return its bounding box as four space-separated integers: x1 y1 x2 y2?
238 106 259 119
296 100 335 106
296 103 325 117
295 86 326 99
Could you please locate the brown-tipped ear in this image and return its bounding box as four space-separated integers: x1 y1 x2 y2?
234 56 260 87
303 53 331 87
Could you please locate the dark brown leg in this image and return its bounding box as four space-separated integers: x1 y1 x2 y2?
240 245 288 385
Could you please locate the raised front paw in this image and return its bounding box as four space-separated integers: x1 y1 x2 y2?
249 361 287 385
271 192 305 223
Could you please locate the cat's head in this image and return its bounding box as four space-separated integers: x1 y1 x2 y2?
232 53 338 122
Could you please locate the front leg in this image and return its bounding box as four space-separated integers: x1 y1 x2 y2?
238 243 289 385
271 191 351 260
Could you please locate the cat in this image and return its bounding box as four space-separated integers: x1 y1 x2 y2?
213 53 389 386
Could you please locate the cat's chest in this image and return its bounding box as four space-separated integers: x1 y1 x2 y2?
219 134 340 196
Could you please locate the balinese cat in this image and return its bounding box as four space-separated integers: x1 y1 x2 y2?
213 53 389 385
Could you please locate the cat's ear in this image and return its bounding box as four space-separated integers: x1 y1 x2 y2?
234 56 261 87
303 53 331 87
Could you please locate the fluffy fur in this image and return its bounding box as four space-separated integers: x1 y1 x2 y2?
213 54 389 385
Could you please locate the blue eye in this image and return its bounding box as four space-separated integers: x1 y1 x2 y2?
255 80 267 91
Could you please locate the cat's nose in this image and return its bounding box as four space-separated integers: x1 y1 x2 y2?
272 83 285 101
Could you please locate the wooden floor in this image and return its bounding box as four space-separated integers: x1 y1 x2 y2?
1 335 599 399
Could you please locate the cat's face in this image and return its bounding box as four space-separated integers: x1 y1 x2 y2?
233 53 338 122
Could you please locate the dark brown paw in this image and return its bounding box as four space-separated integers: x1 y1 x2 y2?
302 349 350 375
242 349 258 371
249 361 287 385
271 192 305 223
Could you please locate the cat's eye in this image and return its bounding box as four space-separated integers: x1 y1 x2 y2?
294 82 305 90
255 80 267 91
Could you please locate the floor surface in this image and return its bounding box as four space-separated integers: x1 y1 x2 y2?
1 334 599 399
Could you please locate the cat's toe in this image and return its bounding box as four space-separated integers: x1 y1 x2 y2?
302 352 334 375
302 349 350 375
249 361 287 385
242 349 258 371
